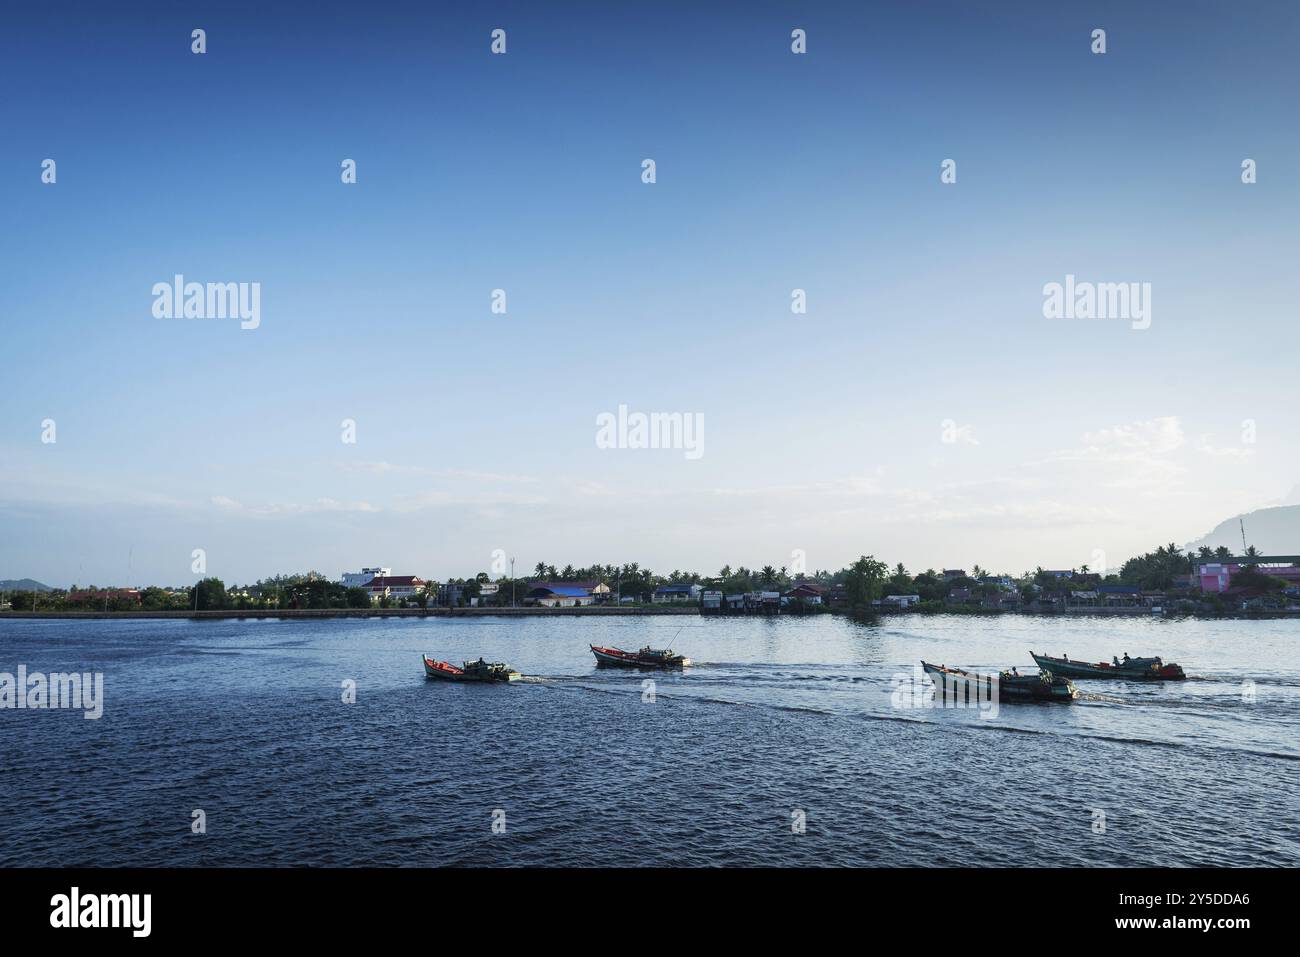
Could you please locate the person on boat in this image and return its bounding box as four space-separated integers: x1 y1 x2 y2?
1113 656 1120 666
1062 653 1069 662
1122 653 1131 663
1011 667 1019 676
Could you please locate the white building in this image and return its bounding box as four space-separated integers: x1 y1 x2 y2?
342 567 390 588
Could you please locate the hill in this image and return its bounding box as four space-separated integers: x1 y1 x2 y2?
0 579 55 591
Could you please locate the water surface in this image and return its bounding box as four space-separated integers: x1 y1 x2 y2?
1 614 1296 866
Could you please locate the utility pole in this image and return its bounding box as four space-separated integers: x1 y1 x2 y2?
510 556 516 607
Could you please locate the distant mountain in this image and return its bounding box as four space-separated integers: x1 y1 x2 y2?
1186 502 1300 557
0 579 54 591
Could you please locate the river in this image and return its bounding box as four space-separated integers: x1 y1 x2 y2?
1 614 1296 866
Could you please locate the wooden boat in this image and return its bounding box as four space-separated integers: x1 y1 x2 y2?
921 660 1077 703
590 644 691 668
423 655 520 682
1030 651 1185 681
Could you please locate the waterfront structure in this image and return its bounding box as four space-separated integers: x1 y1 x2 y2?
342 567 390 588
786 581 828 604
67 588 142 605
978 575 1017 591
524 582 606 607
653 583 702 603
883 594 921 608
437 582 464 606
363 575 425 603
1195 556 1300 593
1097 584 1141 607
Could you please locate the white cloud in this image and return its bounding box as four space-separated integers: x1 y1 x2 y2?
211 496 377 515
1194 434 1255 459
339 461 537 483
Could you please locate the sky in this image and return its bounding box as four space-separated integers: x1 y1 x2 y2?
1 0 1298 587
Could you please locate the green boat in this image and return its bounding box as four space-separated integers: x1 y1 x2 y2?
922 660 1078 703
423 654 521 682
1030 651 1185 681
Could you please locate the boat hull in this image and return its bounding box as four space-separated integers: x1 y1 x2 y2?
1030 652 1185 681
423 655 520 682
590 645 690 668
921 661 1077 703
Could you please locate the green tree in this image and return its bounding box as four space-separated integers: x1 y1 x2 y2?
844 555 888 609
189 578 228 610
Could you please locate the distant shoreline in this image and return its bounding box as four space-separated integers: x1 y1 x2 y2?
0 606 703 620
1 606 1297 621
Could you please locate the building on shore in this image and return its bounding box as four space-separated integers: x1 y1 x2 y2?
67 588 142 606
437 582 464 607
342 567 390 589
653 583 702 603
364 575 425 603
785 582 828 604
1195 556 1300 593
524 581 608 607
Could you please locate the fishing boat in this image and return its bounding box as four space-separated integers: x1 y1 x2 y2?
1030 651 1185 681
590 644 691 668
921 660 1078 703
422 655 520 682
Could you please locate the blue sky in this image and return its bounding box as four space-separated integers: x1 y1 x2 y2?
2 0 1298 586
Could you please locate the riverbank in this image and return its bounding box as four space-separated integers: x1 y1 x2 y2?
3 604 1296 620
0 605 703 620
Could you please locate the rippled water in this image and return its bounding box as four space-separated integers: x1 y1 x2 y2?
1 614 1297 866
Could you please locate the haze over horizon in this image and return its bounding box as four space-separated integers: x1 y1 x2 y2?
2 1 1298 587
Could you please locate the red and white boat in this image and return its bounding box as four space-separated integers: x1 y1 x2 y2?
422 654 520 682
590 644 691 668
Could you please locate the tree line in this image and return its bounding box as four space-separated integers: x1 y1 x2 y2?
3 544 1291 613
